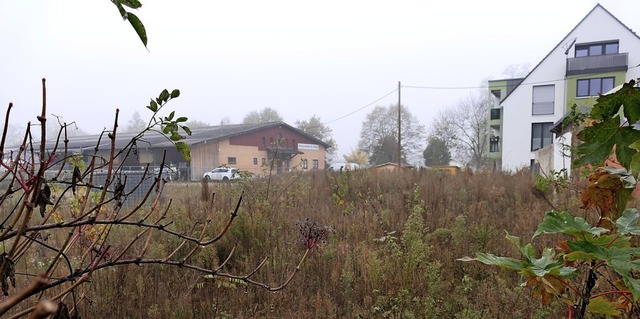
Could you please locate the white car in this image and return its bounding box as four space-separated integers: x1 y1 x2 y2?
203 167 240 181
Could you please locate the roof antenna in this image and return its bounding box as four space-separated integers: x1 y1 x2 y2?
564 37 577 55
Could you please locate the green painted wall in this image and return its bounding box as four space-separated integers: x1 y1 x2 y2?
564 71 627 112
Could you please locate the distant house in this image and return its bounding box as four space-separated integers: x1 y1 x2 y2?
43 122 331 181
490 4 640 174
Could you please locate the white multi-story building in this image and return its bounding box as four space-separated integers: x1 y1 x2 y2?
496 4 640 172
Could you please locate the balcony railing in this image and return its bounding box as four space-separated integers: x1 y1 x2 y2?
566 52 628 76
489 136 500 153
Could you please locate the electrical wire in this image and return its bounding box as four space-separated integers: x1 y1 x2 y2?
323 88 398 125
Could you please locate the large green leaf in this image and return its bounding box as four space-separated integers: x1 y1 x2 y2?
575 117 640 168
527 248 577 278
600 247 640 301
616 208 640 235
593 80 640 124
505 232 536 260
585 296 621 316
533 211 608 238
127 12 147 48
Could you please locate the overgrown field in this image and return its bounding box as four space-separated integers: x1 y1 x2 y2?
14 169 578 318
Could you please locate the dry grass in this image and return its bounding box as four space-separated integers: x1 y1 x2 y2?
39 169 572 318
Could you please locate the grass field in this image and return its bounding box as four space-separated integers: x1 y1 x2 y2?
8 168 574 318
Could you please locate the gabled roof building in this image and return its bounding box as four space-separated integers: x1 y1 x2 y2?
494 4 640 172
43 121 331 180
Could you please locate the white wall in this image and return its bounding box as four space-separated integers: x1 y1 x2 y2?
501 5 640 171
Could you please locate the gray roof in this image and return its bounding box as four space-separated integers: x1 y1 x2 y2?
43 121 331 152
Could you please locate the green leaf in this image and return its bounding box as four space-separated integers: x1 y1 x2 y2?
585 296 621 316
617 209 640 235
176 117 188 123
623 276 640 302
181 125 192 135
593 81 640 124
575 117 640 168
176 141 191 161
629 146 640 174
126 12 147 48
505 232 536 260
112 1 127 19
170 132 183 141
147 100 158 112
119 0 142 9
159 89 170 103
171 89 180 98
533 211 609 238
168 111 175 121
162 125 171 134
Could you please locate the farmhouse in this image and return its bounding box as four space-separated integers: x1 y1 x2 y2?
43 122 330 181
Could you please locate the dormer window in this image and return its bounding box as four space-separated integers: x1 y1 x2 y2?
575 41 619 57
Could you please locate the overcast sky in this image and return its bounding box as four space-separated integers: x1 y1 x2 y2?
2 0 640 162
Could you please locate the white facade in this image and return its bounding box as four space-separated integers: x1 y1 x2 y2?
500 5 640 172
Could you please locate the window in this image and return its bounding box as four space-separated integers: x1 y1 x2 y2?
575 41 619 57
490 108 501 120
270 137 274 145
312 159 319 169
577 77 615 97
531 123 553 151
262 158 266 166
532 85 554 115
227 157 237 165
490 89 501 99
262 136 266 147
253 158 258 165
301 159 308 170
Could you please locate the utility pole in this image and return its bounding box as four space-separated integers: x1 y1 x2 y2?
397 81 402 169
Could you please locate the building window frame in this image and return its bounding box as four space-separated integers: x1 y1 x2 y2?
261 158 266 166
253 158 258 165
531 122 553 151
227 157 237 165
301 159 308 170
576 77 615 97
575 40 619 57
490 108 501 120
532 85 555 115
312 159 319 169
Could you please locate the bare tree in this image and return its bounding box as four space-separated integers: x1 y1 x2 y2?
0 80 314 318
501 63 531 78
431 92 490 169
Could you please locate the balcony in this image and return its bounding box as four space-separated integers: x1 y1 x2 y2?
566 52 628 76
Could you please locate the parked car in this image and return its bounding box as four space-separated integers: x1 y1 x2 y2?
203 167 240 181
153 166 177 181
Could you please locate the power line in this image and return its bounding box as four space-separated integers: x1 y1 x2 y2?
323 88 398 125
